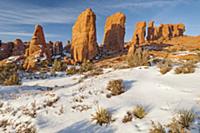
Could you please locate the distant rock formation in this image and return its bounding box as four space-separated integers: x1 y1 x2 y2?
23 24 51 71
132 21 146 45
71 8 98 63
0 42 13 60
52 41 63 56
103 12 126 53
146 22 185 42
12 39 25 56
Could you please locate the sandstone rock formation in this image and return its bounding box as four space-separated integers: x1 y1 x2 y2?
12 39 25 56
132 21 146 45
0 42 13 60
71 8 98 63
147 21 155 42
103 12 126 53
23 25 51 71
52 41 63 56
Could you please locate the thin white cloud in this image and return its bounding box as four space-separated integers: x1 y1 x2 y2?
0 32 60 38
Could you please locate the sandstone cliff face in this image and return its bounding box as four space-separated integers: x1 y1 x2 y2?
147 21 155 42
12 39 25 56
23 25 51 71
103 12 126 53
132 21 146 45
71 8 98 63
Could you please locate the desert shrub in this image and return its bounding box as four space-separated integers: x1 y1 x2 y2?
158 59 172 74
127 47 150 67
86 68 103 77
91 106 113 126
167 118 185 133
66 66 78 75
0 63 21 85
149 121 166 133
177 110 195 129
122 111 133 123
133 105 147 119
79 61 94 73
52 59 62 72
3 73 21 86
106 79 125 96
175 62 196 74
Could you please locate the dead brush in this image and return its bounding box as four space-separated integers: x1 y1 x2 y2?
122 111 133 123
175 61 196 74
91 106 113 126
127 47 150 67
106 79 125 96
167 118 186 133
149 121 166 133
133 105 147 119
177 109 195 129
158 59 172 74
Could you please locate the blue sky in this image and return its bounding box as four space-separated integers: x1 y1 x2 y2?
0 0 200 44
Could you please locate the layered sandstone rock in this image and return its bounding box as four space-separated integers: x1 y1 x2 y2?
132 21 146 45
52 41 63 56
146 22 186 41
147 21 155 42
0 42 13 60
23 25 51 71
103 12 126 53
12 39 25 56
71 8 98 63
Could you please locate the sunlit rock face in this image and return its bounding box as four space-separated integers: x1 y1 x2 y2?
103 12 126 54
71 8 98 63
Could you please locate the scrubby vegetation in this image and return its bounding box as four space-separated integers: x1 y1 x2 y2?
177 109 195 128
175 61 196 74
79 61 94 73
106 79 125 96
149 121 166 133
122 111 133 123
91 106 113 126
66 66 78 75
127 47 150 67
0 63 21 85
158 59 172 74
133 105 147 119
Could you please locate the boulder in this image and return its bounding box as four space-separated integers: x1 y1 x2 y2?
71 8 98 63
132 21 146 45
103 12 126 53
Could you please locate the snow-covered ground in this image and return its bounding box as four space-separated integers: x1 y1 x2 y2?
1 65 200 133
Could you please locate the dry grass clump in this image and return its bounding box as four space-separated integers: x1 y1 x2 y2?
175 61 196 74
66 66 78 75
133 105 147 119
79 61 94 73
158 59 172 74
122 111 133 123
91 106 113 126
0 63 21 85
177 110 195 129
167 109 195 132
106 79 125 96
127 47 150 67
149 121 166 133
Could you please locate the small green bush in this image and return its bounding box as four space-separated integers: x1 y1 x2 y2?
0 63 21 85
52 59 62 72
66 67 78 75
79 61 94 73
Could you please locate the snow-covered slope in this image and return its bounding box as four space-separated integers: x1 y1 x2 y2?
1 66 200 133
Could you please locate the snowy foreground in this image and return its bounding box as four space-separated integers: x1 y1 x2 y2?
1 65 200 133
